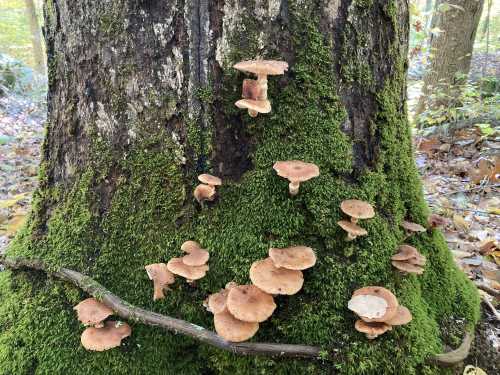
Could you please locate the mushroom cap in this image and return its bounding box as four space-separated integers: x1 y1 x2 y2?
391 244 420 261
401 220 426 232
208 289 230 314
273 160 320 183
198 174 222 186
235 99 271 114
233 60 288 76
268 246 317 270
74 298 113 327
249 258 304 295
337 220 368 236
213 310 259 342
384 306 412 326
354 320 392 339
391 260 424 274
408 253 426 266
428 214 448 228
167 257 209 280
193 184 216 203
144 263 175 300
182 248 210 267
227 285 276 323
340 200 375 220
180 240 202 253
350 286 399 323
80 321 131 351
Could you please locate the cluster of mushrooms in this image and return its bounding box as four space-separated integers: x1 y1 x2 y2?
73 298 131 351
193 174 222 204
205 245 317 342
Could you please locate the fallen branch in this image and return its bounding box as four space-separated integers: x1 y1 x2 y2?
429 331 474 366
475 281 500 298
0 255 321 358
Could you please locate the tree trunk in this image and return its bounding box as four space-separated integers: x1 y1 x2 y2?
416 0 484 116
24 0 46 74
0 1 479 374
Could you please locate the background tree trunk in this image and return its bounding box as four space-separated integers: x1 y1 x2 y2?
416 0 485 116
0 0 479 374
24 0 46 74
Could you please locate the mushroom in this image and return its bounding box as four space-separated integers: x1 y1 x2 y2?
180 240 209 267
226 285 276 323
337 220 368 241
193 184 215 203
354 320 392 340
249 258 304 295
74 298 113 328
242 79 263 100
207 288 230 314
401 220 426 236
273 160 320 196
213 309 259 342
384 306 412 326
348 286 399 323
391 260 424 275
268 246 316 270
167 257 209 282
427 214 448 228
235 99 271 117
144 263 175 301
391 245 426 274
80 321 131 351
340 199 375 224
198 174 222 188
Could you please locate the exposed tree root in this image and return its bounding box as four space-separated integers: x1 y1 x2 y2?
429 332 474 366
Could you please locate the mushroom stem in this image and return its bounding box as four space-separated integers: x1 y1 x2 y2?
350 217 358 224
256 76 268 100
288 181 300 196
346 232 357 241
248 109 258 117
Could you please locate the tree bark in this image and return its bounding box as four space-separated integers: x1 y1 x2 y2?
24 0 46 74
0 1 479 374
416 0 485 116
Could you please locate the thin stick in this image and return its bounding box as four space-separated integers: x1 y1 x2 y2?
475 281 500 298
481 295 500 321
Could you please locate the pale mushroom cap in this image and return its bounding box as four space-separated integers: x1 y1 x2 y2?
167 257 209 280
180 240 202 253
182 247 210 266
408 253 426 266
273 160 320 183
337 220 368 236
208 289 230 314
392 260 424 274
354 320 392 339
385 306 412 326
391 244 420 261
227 285 276 323
250 258 304 295
268 246 317 270
401 220 426 232
198 174 222 186
214 309 259 342
74 298 113 327
193 184 216 203
233 60 288 76
352 286 399 323
235 99 271 113
144 263 175 300
80 321 131 351
348 294 388 320
340 200 375 220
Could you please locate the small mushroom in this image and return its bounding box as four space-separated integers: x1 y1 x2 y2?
340 199 375 224
180 240 209 267
337 220 368 241
214 309 259 342
268 246 316 270
273 160 320 196
349 286 399 323
233 60 289 78
401 220 426 235
391 244 420 261
354 320 392 339
391 260 424 275
227 285 276 323
167 257 209 282
235 99 271 117
198 174 222 187
427 214 448 228
249 258 304 295
207 289 230 314
193 184 216 204
144 263 175 301
80 321 131 351
74 298 114 328
384 306 412 326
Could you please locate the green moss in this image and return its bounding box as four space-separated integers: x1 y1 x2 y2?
0 2 479 375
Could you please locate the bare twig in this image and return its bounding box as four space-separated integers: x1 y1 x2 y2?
480 295 500 321
428 204 500 216
475 281 500 298
425 183 500 197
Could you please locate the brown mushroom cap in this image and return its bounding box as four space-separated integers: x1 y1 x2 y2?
354 320 392 339
182 248 210 267
391 260 424 274
233 60 288 76
249 258 304 295
74 298 113 327
198 174 222 186
273 160 320 183
235 99 271 114
167 257 209 280
213 309 259 342
401 220 426 233
144 263 175 301
337 220 368 237
80 321 131 351
268 246 317 270
428 214 448 228
391 244 420 261
181 240 202 253
350 286 399 323
193 184 216 203
385 306 412 326
242 79 262 100
208 289 230 314
408 253 426 266
340 200 375 220
227 285 276 323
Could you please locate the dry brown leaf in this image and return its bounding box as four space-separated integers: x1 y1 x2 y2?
0 215 27 237
452 214 469 232
463 365 487 375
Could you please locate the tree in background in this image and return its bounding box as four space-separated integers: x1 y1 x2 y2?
23 0 45 74
0 1 479 374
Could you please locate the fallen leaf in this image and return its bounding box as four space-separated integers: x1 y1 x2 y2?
0 215 27 237
452 214 469 232
463 365 487 375
0 193 27 209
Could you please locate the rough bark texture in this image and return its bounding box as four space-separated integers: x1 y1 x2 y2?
0 0 479 374
416 0 484 115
